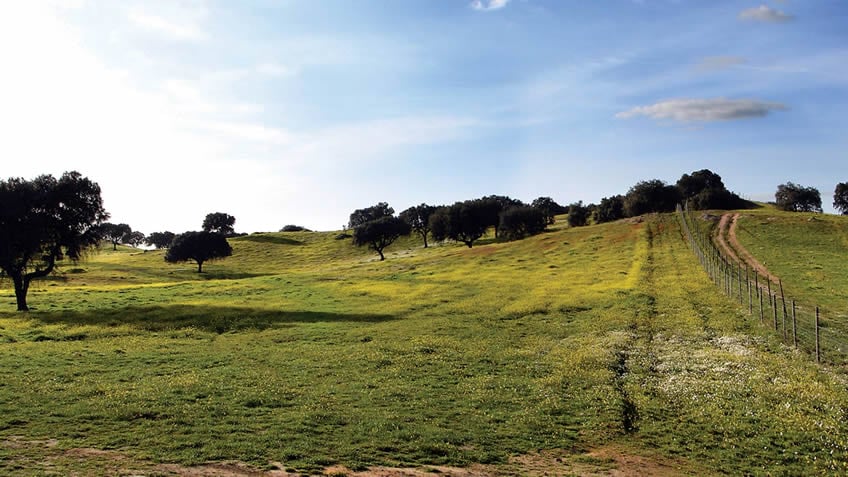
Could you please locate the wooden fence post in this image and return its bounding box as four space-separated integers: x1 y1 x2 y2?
815 307 821 363
792 300 797 348
779 280 788 340
759 287 764 323
772 294 778 331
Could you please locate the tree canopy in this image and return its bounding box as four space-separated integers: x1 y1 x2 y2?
348 202 394 230
352 216 411 260
567 201 591 227
624 180 681 217
531 197 566 225
0 171 108 311
202 212 236 236
146 231 176 249
165 231 233 273
123 230 146 248
833 182 848 215
498 206 546 240
775 182 822 212
399 203 437 248
99 223 131 250
593 195 625 224
676 169 749 210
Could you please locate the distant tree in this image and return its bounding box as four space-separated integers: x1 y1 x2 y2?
202 212 236 236
624 180 681 217
676 169 748 210
775 182 822 212
165 231 232 273
399 203 438 248
99 223 132 250
567 201 591 227
0 171 108 311
531 197 567 225
479 195 524 237
123 230 146 248
348 202 394 230
145 231 176 249
429 207 451 243
833 183 848 215
280 225 311 232
498 206 547 240
594 195 626 223
445 200 491 248
352 216 411 261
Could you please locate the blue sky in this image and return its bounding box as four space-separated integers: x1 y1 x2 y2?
1 1 846 233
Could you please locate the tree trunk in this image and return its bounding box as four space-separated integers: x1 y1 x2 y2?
12 275 29 312
422 232 428 248
377 249 385 261
112 241 117 251
197 260 204 273
464 240 473 248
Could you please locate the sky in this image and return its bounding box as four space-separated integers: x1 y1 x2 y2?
1 0 846 233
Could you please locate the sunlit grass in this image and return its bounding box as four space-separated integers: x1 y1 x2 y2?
1 214 847 475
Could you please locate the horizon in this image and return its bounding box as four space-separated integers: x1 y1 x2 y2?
2 1 846 234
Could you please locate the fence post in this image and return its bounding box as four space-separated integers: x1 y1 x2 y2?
759 287 764 323
746 266 752 314
815 307 820 363
779 280 788 340
792 300 797 348
738 263 743 304
772 294 778 331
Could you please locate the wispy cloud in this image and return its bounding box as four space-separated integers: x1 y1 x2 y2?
128 7 206 41
695 56 747 72
738 5 794 23
471 0 511 12
616 98 787 122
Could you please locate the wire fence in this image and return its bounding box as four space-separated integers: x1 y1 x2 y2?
676 204 848 365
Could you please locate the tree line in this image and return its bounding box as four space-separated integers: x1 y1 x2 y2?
2 170 846 310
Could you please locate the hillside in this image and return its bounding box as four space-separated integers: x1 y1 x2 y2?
1 213 847 475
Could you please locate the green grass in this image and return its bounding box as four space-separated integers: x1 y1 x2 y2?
1 215 847 475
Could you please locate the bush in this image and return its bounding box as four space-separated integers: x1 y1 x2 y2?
280 225 311 232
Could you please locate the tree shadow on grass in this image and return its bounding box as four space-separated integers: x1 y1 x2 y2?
27 305 396 334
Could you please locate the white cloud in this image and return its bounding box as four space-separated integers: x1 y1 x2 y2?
616 98 787 122
695 56 747 72
471 0 511 12
128 7 206 41
738 5 794 23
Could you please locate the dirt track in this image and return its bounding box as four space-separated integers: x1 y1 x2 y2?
716 213 779 285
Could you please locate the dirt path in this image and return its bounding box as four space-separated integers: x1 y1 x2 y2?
717 213 779 285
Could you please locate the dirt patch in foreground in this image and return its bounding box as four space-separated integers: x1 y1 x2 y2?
3 437 706 476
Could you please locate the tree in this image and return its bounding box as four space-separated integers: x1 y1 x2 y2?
676 169 725 199
498 206 547 240
99 223 131 250
775 182 822 212
833 183 848 215
348 202 394 229
0 171 108 311
676 169 749 210
123 230 145 248
429 207 451 242
352 216 411 260
531 197 566 225
479 195 524 238
202 212 236 236
146 231 176 249
165 231 232 273
624 180 681 217
446 200 491 248
399 203 438 248
280 225 311 232
593 195 625 223
567 201 591 227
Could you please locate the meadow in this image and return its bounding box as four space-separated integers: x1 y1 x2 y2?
1 213 847 475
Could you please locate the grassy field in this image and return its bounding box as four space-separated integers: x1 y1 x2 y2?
1 214 847 475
